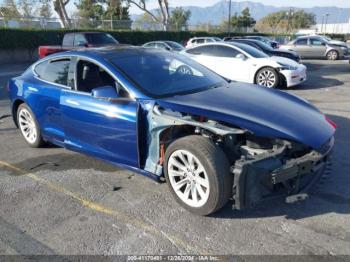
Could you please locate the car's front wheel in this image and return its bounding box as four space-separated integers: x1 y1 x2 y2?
326 50 339 60
255 67 280 88
17 103 44 148
164 135 232 215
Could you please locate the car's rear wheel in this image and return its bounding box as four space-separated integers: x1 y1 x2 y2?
164 135 232 216
17 103 44 148
326 50 339 60
255 67 280 88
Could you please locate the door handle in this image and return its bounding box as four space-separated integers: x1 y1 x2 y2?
65 99 80 106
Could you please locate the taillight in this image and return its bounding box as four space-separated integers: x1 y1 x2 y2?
325 116 337 129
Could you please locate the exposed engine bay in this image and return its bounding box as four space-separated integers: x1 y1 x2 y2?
140 104 333 209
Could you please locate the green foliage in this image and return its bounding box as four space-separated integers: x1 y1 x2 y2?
39 0 53 19
257 10 315 33
104 0 130 20
0 0 21 19
169 7 191 31
221 7 256 33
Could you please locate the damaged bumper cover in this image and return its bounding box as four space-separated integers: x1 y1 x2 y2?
231 137 334 210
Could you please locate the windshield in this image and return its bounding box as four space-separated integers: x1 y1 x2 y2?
232 43 269 58
165 41 184 51
253 41 274 51
85 33 118 45
110 50 226 98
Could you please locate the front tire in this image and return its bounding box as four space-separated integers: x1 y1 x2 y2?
17 103 44 148
326 50 339 60
255 67 280 88
164 135 232 216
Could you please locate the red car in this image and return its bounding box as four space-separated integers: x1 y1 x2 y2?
38 32 119 58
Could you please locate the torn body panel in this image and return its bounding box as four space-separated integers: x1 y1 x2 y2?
142 104 244 176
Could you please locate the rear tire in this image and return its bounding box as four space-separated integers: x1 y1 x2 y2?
255 67 280 88
326 50 339 60
17 103 44 148
164 135 232 216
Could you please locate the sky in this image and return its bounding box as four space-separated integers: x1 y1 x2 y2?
1 0 350 16
126 0 350 14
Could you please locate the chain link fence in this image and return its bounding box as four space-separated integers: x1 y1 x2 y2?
0 17 133 30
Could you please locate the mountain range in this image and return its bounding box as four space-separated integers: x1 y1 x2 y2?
131 0 350 25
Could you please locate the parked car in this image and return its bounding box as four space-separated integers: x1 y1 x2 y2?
229 38 301 62
243 36 279 49
182 42 307 88
185 37 222 48
280 36 350 60
38 32 119 58
8 47 335 215
142 41 184 52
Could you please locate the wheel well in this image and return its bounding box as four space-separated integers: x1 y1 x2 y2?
12 99 25 127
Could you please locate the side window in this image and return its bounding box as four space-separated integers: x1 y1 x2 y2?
62 34 74 46
75 60 129 97
35 59 70 86
196 38 205 44
156 43 167 50
205 38 214 43
212 46 239 57
186 45 213 56
310 38 325 46
295 39 308 45
74 34 87 46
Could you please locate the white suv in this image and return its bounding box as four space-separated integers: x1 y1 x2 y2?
185 37 222 48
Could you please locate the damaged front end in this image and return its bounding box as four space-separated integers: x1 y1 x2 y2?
140 102 334 210
232 136 334 210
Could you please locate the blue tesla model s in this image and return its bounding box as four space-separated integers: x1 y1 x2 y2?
8 46 336 215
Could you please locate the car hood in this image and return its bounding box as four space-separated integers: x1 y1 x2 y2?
329 40 348 47
269 56 300 67
156 83 335 150
273 49 298 57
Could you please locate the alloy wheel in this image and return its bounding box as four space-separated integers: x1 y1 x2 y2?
18 108 37 144
257 69 276 88
167 149 210 208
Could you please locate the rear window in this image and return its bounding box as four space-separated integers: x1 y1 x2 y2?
85 33 118 45
62 34 74 46
35 59 71 86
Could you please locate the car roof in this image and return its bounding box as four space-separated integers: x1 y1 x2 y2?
56 45 169 60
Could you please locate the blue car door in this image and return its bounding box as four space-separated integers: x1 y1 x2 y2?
60 58 139 168
28 57 73 144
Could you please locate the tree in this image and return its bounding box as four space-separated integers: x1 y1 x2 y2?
104 0 130 20
53 0 71 28
169 7 191 31
256 10 315 33
75 0 104 20
39 0 53 19
18 0 35 18
239 7 256 29
127 0 170 30
0 0 21 19
220 7 255 33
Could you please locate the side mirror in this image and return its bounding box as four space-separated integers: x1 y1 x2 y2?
236 53 246 60
165 46 171 51
92 86 119 99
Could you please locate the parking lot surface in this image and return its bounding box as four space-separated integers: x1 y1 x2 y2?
0 60 349 255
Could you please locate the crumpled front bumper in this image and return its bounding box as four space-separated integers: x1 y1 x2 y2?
231 138 334 210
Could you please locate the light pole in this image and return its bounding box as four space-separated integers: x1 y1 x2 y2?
227 0 232 35
324 13 330 35
286 8 294 33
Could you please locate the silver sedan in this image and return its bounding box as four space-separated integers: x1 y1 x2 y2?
280 36 350 60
